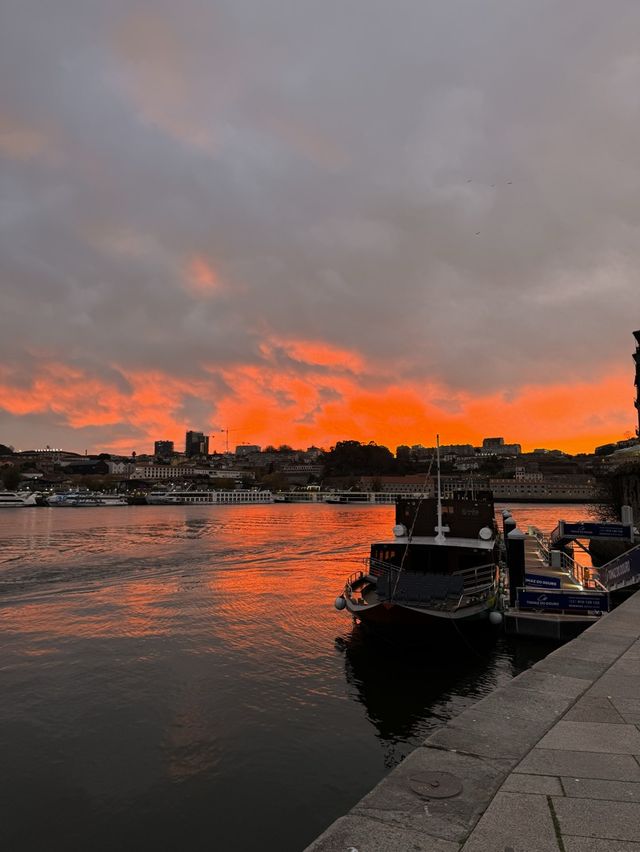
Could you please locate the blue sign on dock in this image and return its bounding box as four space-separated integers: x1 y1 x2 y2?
518 589 609 613
561 522 633 540
525 573 561 590
599 545 640 592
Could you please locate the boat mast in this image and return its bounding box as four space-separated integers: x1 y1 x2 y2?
435 434 447 544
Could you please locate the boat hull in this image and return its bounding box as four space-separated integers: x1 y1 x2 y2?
344 596 496 629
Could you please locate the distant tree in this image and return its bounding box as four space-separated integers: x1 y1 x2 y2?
477 457 505 477
598 461 640 522
1 465 21 490
595 444 616 457
78 474 118 491
0 444 14 455
322 440 396 476
260 472 290 491
438 459 456 475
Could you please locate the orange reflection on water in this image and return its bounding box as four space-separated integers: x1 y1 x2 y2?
1 576 183 643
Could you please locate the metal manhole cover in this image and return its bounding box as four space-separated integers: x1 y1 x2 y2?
408 771 463 799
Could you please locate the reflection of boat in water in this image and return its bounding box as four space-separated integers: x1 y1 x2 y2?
0 491 39 508
336 624 553 767
336 486 500 629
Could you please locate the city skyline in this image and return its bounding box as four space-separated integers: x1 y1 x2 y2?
2 3 640 455
0 421 635 458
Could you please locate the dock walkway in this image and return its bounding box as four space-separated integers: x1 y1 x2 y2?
306 589 640 851
523 534 582 590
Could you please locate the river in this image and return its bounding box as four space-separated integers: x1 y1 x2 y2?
0 501 596 851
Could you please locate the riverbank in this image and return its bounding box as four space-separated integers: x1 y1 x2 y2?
306 588 640 851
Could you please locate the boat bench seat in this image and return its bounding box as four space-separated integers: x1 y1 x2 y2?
376 573 464 603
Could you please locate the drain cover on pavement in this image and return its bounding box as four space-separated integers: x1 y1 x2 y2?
408 771 463 799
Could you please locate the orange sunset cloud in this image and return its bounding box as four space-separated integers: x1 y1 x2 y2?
0 344 634 455
185 256 222 296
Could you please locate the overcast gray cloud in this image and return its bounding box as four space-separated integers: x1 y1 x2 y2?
1 0 639 450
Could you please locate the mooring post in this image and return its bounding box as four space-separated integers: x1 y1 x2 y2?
507 527 526 607
503 513 516 541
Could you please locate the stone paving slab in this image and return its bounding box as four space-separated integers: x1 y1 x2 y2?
601 658 640 679
621 641 640 660
610 698 640 724
501 772 564 795
515 749 640 782
466 682 572 724
563 838 640 851
426 706 550 760
305 814 462 852
507 667 591 699
537 721 640 754
562 633 635 659
535 654 615 681
561 777 640 802
460 791 559 852
564 696 626 724
589 674 640 699
350 746 513 844
552 797 640 843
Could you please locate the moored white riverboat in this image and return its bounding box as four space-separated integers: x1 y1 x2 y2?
0 491 39 508
47 492 101 507
146 489 274 505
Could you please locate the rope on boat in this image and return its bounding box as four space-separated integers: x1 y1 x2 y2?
390 453 436 601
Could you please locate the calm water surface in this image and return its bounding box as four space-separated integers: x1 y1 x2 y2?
0 502 596 851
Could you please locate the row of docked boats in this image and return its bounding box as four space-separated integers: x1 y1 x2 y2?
0 488 276 507
0 490 128 508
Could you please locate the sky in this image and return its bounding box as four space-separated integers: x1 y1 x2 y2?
1 0 640 456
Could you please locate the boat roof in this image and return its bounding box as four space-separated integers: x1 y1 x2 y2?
374 535 496 550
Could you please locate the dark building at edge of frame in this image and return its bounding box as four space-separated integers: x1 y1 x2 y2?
634 330 640 438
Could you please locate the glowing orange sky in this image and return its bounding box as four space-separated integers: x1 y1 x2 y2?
0 339 635 454
4 3 640 460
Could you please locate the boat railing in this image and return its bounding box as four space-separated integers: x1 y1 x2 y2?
362 557 496 595
345 568 374 598
362 556 402 578
530 525 550 558
453 563 497 593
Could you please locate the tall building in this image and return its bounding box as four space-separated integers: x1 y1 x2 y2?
481 437 521 456
185 430 209 457
482 437 505 449
154 440 174 459
634 330 640 437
